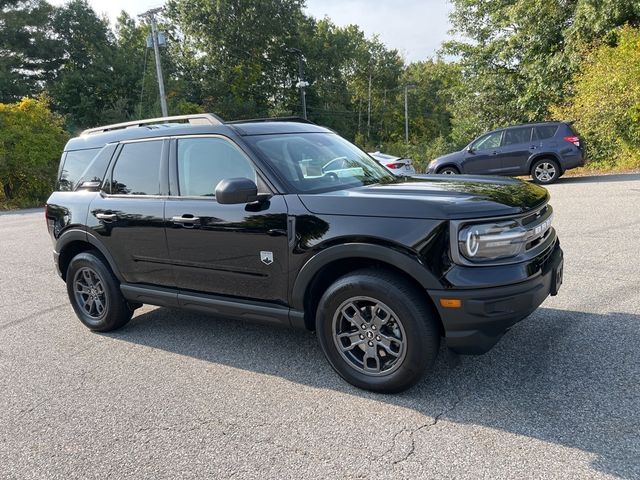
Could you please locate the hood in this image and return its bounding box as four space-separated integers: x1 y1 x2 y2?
433 151 464 163
298 175 549 220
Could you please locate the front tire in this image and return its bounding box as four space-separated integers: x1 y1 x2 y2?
316 269 440 393
437 166 459 175
66 251 133 332
531 158 560 184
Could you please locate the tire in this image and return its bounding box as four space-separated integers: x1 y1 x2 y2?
531 158 560 184
315 269 440 393
66 251 133 332
437 166 459 175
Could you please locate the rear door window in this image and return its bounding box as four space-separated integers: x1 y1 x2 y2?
110 141 163 195
503 127 533 146
58 148 101 191
534 125 559 140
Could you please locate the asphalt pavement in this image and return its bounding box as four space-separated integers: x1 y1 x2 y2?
1 173 639 479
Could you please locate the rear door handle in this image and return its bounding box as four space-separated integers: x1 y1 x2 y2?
171 215 200 228
96 212 117 221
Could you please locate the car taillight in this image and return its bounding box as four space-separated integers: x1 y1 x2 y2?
564 135 580 147
386 162 403 169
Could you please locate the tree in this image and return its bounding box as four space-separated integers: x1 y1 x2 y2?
551 26 640 167
0 0 61 102
0 96 68 206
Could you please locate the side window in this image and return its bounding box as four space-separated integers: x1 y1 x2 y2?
177 137 256 197
58 148 101 191
473 131 502 151
534 125 559 140
503 127 533 146
111 141 163 195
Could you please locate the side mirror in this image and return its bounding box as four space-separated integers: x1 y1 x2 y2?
215 177 258 204
467 146 475 154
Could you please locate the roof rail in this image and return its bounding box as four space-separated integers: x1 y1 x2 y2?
81 113 225 135
227 116 315 125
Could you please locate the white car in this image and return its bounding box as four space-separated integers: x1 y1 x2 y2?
368 151 416 176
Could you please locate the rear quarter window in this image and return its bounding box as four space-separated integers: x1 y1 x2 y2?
57 148 101 191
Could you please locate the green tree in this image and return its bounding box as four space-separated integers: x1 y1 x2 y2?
551 26 640 168
0 0 61 102
0 96 68 207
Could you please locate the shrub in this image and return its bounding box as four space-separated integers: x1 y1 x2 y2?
0 97 69 208
551 26 640 169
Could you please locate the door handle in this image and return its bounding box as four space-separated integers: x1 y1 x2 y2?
491 151 498 155
96 212 117 221
171 215 201 228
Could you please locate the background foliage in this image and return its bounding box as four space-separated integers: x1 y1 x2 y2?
0 0 639 207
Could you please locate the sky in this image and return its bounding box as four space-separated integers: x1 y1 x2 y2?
48 0 453 63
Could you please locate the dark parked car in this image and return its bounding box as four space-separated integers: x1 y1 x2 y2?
46 114 563 393
427 121 584 184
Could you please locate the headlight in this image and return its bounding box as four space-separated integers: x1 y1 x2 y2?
428 160 437 169
458 220 528 261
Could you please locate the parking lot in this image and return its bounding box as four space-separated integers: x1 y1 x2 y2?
1 173 639 479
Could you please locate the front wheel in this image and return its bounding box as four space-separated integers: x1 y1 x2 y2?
531 159 560 184
437 166 459 175
316 269 440 393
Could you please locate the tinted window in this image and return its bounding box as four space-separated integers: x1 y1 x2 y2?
58 148 101 191
111 141 163 195
503 127 532 146
473 131 502 151
535 125 558 140
177 138 256 197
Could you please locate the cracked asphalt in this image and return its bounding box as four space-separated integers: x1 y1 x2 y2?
1 174 639 479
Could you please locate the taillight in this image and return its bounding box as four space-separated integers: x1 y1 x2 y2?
386 162 403 169
564 135 580 147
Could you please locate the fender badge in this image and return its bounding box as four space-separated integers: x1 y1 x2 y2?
260 251 274 265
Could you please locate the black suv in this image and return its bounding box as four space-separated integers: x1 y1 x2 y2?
427 121 584 184
46 114 563 393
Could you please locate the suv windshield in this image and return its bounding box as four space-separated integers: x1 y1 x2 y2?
246 133 396 193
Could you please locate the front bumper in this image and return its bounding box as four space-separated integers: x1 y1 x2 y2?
428 241 563 354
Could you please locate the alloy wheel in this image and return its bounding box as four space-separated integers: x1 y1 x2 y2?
332 296 407 376
534 162 556 183
73 267 108 318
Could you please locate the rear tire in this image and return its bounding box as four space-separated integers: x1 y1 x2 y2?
66 251 133 332
316 269 440 393
531 158 560 184
437 166 460 175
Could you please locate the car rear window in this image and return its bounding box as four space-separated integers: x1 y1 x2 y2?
534 125 559 140
57 148 101 191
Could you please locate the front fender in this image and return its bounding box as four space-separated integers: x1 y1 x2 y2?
290 243 441 310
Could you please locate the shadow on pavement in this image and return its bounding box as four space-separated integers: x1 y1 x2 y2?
106 306 639 478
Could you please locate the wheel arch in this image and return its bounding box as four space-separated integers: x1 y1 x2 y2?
436 164 461 174
528 153 562 174
56 230 123 282
291 243 443 331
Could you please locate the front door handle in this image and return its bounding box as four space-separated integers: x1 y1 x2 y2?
96 212 117 221
171 215 201 228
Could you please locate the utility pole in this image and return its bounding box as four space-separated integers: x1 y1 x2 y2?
404 84 416 144
367 72 372 141
139 7 168 117
286 48 308 119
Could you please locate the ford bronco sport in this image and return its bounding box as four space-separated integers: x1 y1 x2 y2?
46 114 564 393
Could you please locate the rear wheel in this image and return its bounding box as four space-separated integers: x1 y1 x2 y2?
66 251 133 332
316 269 440 393
437 166 459 175
531 158 560 184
